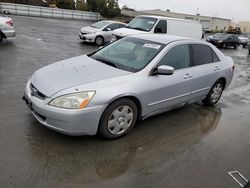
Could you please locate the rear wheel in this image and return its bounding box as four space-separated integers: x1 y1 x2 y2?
249 49 250 54
95 36 104 46
203 80 224 106
99 99 138 139
243 44 246 48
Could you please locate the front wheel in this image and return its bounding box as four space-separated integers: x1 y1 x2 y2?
234 43 239 49
95 36 104 46
99 99 138 139
0 34 3 43
203 80 224 106
243 44 246 48
249 49 250 54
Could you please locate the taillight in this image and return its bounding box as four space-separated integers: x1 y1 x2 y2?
6 19 13 27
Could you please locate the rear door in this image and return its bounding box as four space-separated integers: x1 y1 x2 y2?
189 44 221 100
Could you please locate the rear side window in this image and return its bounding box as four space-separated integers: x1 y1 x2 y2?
191 44 213 66
154 20 167 33
212 50 220 62
158 44 190 70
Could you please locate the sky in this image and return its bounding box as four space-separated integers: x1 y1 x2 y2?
119 0 250 22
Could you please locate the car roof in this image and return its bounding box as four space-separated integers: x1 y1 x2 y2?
101 20 126 24
137 15 200 24
128 34 190 44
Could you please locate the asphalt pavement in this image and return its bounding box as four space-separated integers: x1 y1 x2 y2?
0 15 250 188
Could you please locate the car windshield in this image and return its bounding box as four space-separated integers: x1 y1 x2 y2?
213 33 228 39
127 17 158 32
91 21 109 29
90 37 164 72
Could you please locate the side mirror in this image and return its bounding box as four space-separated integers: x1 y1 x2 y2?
151 65 174 75
106 28 111 31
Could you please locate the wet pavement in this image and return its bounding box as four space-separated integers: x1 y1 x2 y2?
0 15 250 188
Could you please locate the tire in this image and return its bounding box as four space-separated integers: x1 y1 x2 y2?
249 49 250 55
0 34 3 43
95 36 104 46
234 43 239 49
203 80 224 106
99 98 138 139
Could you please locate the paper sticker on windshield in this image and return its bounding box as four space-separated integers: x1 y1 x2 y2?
148 21 155 24
143 43 161 49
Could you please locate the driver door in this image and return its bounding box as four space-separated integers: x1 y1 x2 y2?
142 44 193 115
102 23 119 42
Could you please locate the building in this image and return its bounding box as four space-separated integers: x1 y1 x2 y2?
121 9 231 32
238 21 250 33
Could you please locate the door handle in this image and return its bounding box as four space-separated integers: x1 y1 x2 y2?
184 73 192 79
214 66 220 71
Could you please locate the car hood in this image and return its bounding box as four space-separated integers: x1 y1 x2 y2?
81 26 100 33
30 55 131 97
113 28 147 37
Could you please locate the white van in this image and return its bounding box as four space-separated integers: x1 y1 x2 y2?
111 15 202 41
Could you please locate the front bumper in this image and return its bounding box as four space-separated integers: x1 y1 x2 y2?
3 29 15 38
23 80 105 136
206 40 222 46
79 32 96 43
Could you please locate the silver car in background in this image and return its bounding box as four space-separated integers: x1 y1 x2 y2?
0 16 15 43
23 34 234 139
79 20 126 46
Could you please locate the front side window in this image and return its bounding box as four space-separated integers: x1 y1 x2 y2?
191 44 213 66
158 44 190 70
127 17 158 32
91 37 164 72
105 23 119 31
154 20 167 33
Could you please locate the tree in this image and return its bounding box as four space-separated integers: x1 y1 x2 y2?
86 0 121 18
122 5 135 11
56 0 75 10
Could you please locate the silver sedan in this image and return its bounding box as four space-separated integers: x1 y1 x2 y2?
79 20 126 46
23 34 234 139
0 16 15 43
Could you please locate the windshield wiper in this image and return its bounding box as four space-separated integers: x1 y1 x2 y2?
93 57 117 68
131 27 147 31
126 26 146 31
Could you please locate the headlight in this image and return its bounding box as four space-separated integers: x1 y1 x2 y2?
218 40 223 43
49 91 95 109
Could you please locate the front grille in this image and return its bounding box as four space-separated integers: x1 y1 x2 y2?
30 83 47 100
81 32 87 35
